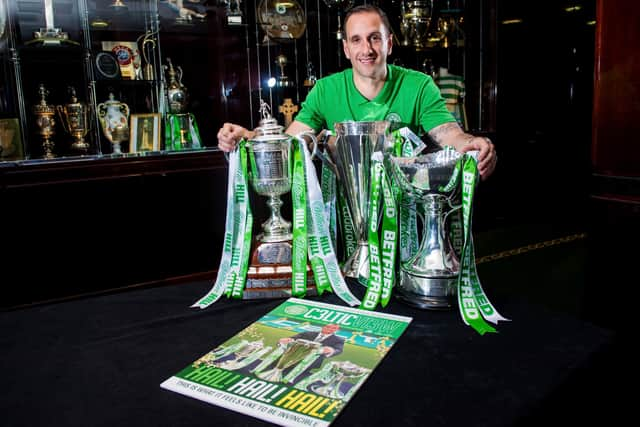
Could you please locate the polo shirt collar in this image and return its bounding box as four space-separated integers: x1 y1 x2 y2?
351 65 393 106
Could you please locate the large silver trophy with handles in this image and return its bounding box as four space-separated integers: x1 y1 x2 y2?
243 100 317 298
385 149 462 309
319 121 390 283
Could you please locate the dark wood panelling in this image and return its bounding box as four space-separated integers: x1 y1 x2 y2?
592 0 640 177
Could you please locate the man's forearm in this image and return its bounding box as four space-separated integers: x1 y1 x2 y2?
428 122 474 151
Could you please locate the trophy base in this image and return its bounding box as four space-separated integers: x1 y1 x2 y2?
244 240 316 300
396 269 457 310
71 139 90 153
342 242 370 285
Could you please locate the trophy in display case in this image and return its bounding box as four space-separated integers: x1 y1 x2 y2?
222 0 244 26
275 54 294 88
56 87 90 154
29 0 77 46
32 83 57 159
323 0 353 40
97 92 130 155
400 0 434 51
257 0 306 42
242 100 317 299
109 0 129 11
164 58 201 150
137 30 158 80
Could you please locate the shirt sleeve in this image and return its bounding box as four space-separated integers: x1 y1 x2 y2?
294 82 326 132
418 77 457 133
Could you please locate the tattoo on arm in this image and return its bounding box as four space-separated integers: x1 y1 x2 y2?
427 122 463 145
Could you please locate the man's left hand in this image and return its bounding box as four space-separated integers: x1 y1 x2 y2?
458 136 497 180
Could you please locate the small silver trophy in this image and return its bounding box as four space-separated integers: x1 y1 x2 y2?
308 361 370 400
318 121 391 283
385 149 462 309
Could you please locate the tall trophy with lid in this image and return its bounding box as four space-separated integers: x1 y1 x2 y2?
243 100 316 299
32 83 57 159
56 87 90 154
97 93 130 154
165 58 201 150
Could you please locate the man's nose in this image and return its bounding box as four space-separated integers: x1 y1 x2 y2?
364 39 374 52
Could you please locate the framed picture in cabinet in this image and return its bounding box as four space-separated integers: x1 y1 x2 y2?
130 113 161 153
0 118 24 160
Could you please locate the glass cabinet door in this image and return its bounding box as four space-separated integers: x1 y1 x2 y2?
0 0 166 161
86 0 164 155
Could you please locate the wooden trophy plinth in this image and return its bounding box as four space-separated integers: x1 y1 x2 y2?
243 239 316 299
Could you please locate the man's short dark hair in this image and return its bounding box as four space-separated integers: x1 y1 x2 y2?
343 4 392 39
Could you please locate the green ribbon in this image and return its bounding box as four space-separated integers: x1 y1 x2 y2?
291 140 308 297
456 154 508 334
361 155 397 310
191 142 251 308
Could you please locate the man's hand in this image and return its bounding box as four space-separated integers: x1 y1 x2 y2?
458 136 497 180
321 346 335 356
428 122 498 180
217 122 252 152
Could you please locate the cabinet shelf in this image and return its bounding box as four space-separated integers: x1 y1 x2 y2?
0 147 226 189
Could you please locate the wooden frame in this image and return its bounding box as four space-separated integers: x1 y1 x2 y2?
129 113 161 153
0 118 24 160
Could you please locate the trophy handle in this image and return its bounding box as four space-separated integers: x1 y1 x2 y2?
294 131 318 159
55 105 70 133
119 103 130 119
310 130 338 175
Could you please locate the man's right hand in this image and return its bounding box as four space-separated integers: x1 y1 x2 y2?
217 122 250 152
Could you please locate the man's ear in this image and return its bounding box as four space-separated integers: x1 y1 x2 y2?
387 34 393 56
342 39 350 60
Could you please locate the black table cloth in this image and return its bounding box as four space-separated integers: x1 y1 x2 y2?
1 280 616 427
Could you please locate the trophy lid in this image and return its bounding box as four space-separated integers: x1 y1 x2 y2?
33 84 55 114
252 99 286 142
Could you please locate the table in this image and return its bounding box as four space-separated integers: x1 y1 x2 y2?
1 280 618 427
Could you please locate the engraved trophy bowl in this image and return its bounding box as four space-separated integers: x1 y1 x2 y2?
317 120 392 283
247 116 294 243
56 87 90 153
310 360 370 400
256 339 321 383
384 149 463 310
97 93 130 155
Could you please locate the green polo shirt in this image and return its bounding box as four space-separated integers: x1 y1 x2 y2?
295 64 456 135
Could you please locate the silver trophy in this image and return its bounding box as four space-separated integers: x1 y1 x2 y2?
307 361 370 400
247 103 294 243
318 121 391 283
385 149 462 309
256 339 321 383
243 100 318 298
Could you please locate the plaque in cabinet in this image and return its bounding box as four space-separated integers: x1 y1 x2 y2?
257 0 306 41
94 51 122 80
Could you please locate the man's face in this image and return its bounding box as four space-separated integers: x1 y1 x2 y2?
342 11 393 80
321 324 340 335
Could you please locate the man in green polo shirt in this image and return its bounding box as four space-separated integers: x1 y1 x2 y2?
217 4 497 179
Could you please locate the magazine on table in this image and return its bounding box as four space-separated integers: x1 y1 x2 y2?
161 298 412 427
